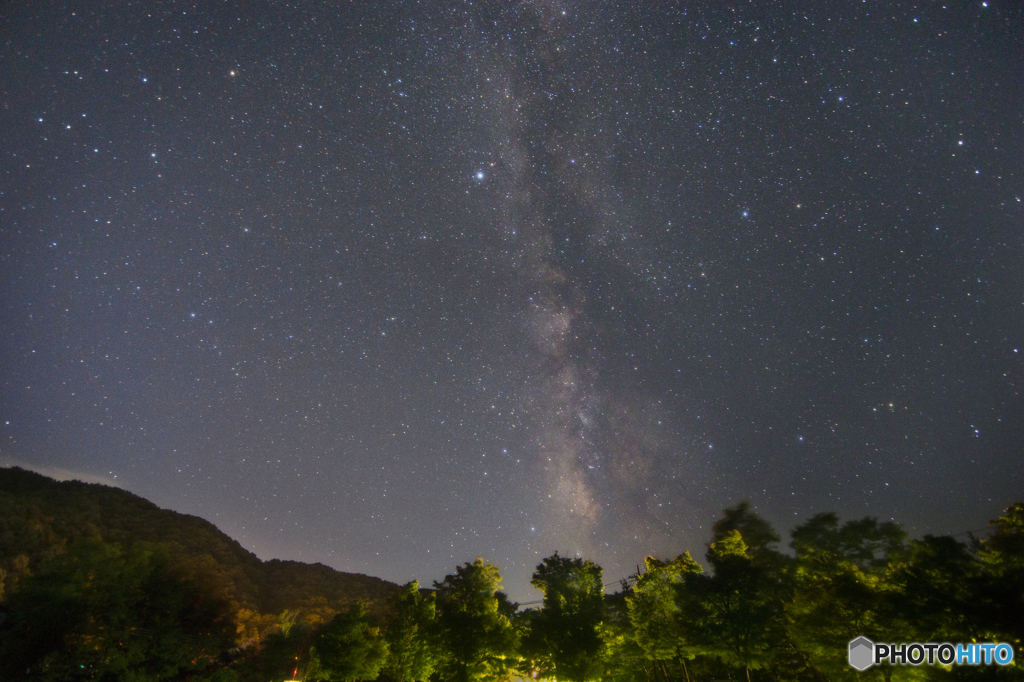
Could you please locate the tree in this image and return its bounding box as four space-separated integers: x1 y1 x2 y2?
433 558 517 682
787 513 910 682
892 535 988 645
679 530 788 682
0 537 235 681
882 505 1024 678
383 581 439 682
975 503 1024 650
603 580 657 682
312 601 389 682
236 610 320 682
628 553 703 682
524 552 606 682
712 501 781 555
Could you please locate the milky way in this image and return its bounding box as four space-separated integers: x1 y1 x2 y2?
2 1 1022 601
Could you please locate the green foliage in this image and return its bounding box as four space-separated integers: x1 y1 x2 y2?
791 513 906 571
312 601 389 682
678 525 790 682
433 558 517 682
259 559 397 623
788 514 909 682
0 537 235 681
383 581 439 682
5 468 1024 682
0 466 399 644
525 552 607 682
232 615 317 682
982 503 1024 569
712 500 782 554
892 535 987 643
601 582 658 682
628 553 702 666
975 503 1024 650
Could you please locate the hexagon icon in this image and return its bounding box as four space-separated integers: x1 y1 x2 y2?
849 636 875 671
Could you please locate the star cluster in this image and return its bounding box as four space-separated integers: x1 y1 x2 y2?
2 1 1021 601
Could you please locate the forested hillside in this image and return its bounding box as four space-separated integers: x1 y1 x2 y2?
0 466 399 626
1 466 1020 682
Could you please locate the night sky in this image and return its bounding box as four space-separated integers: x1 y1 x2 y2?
2 1 1022 603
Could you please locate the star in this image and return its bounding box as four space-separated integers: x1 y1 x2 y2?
2 0 1017 605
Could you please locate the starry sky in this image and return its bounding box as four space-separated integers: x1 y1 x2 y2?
2 1 1022 603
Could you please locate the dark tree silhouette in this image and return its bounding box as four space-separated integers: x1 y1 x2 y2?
0 537 235 681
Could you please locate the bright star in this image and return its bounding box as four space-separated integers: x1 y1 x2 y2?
475 171 485 181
